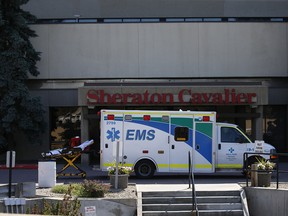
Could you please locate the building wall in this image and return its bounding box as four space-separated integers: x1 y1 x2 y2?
23 0 288 18
30 22 288 80
4 0 286 161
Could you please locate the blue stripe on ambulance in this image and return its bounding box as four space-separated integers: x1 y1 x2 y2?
170 124 212 164
125 119 212 164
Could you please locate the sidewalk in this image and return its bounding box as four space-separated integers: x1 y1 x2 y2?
136 183 242 192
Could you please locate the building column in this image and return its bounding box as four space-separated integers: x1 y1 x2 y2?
286 106 288 152
253 105 263 141
81 106 89 164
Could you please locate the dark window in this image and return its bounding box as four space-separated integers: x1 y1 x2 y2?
174 127 189 141
50 107 81 149
263 106 287 152
221 127 249 143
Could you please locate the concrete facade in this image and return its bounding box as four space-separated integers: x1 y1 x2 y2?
0 0 286 162
30 23 288 79
23 0 288 18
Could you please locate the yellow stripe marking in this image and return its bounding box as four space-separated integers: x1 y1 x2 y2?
216 164 243 169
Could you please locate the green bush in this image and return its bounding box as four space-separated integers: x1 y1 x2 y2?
27 185 81 215
76 180 110 198
51 184 69 194
51 180 110 198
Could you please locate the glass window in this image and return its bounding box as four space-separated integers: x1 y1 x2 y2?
174 127 189 141
221 127 249 143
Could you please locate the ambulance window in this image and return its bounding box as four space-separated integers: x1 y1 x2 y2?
221 127 249 143
174 127 189 141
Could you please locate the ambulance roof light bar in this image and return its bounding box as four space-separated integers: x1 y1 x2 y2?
143 115 151 121
203 116 210 121
107 114 115 120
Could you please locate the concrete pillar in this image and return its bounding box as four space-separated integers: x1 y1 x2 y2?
286 106 288 152
253 105 263 140
81 107 89 165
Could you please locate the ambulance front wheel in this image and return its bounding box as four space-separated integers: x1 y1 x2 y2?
134 160 156 179
243 156 264 177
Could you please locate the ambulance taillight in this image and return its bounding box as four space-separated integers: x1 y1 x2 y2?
143 115 151 121
203 116 210 121
107 114 115 120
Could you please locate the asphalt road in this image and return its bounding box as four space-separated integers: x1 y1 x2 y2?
1 162 287 186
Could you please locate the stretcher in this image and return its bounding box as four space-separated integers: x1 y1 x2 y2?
41 139 94 178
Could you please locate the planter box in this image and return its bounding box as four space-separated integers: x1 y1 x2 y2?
258 172 272 187
109 175 129 189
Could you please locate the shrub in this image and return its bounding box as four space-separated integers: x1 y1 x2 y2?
51 180 110 198
51 184 69 194
27 185 81 215
76 179 110 198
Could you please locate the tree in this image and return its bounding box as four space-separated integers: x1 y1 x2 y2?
0 0 45 153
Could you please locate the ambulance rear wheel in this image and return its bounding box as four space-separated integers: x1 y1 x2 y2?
134 160 155 179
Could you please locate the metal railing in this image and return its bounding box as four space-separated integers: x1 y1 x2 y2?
243 152 288 189
188 151 199 216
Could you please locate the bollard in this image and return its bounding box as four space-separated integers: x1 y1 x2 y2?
251 164 258 187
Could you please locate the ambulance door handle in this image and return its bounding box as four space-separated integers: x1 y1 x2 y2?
196 145 200 150
105 144 108 148
218 144 221 150
171 145 175 149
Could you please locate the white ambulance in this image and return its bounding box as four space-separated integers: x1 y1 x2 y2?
100 109 275 178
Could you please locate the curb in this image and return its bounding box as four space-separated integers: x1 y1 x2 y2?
0 164 38 170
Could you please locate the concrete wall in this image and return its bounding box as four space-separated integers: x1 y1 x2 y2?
23 0 288 18
0 197 137 216
30 22 288 80
244 187 288 216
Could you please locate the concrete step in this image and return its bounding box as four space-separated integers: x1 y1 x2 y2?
142 202 242 211
140 190 244 216
142 210 195 216
142 209 243 216
198 209 244 216
197 203 242 210
142 190 240 197
142 203 194 211
142 196 241 204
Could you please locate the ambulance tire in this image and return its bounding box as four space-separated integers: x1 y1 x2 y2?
134 160 155 179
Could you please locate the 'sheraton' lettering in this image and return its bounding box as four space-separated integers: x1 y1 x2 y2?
86 89 257 105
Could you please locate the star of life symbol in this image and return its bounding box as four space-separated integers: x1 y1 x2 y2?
228 147 235 154
106 128 120 142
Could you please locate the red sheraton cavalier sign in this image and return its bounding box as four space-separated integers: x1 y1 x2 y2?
86 88 257 105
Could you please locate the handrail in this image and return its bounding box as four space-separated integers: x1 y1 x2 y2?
188 151 199 216
243 152 288 188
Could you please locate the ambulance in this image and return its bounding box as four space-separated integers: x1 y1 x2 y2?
100 109 275 178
